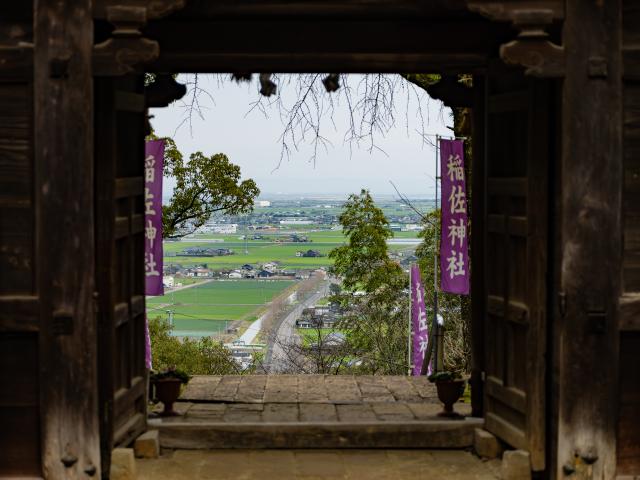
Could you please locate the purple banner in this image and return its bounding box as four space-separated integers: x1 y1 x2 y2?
411 264 431 376
144 140 164 296
144 140 164 370
439 139 469 295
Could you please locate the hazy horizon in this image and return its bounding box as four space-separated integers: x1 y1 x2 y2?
151 74 452 197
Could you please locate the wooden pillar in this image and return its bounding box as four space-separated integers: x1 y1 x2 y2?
470 74 486 418
558 1 622 478
34 0 100 478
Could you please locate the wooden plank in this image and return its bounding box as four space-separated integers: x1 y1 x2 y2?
152 0 472 20
0 296 39 332
114 91 145 113
113 375 145 420
34 0 100 477
149 52 489 75
486 178 527 196
558 1 623 478
619 293 640 331
114 177 143 199
485 375 526 414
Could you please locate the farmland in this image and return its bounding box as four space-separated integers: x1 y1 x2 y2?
147 279 295 336
163 229 420 270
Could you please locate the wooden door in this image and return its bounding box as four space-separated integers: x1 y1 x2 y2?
95 76 148 476
483 73 550 471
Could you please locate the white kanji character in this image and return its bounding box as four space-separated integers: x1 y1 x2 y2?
145 252 160 277
448 185 466 214
415 280 423 304
447 218 466 248
145 155 156 183
145 187 156 216
145 219 157 249
446 250 466 279
446 154 464 182
419 337 428 358
418 310 428 331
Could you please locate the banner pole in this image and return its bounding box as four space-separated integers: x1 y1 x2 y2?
434 134 441 373
408 265 412 376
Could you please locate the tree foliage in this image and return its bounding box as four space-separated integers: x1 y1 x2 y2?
329 189 403 293
148 316 240 375
148 134 260 238
328 190 409 375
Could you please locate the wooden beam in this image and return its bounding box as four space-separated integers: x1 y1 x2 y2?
557 1 622 478
159 0 471 20
620 293 640 331
34 0 100 478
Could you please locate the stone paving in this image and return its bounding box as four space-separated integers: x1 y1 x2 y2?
149 375 479 450
137 449 501 480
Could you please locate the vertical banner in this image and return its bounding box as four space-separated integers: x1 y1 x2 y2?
144 140 164 370
411 264 430 376
144 140 164 295
440 139 470 295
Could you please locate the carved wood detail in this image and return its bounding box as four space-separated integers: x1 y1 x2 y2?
93 6 159 76
499 9 565 78
0 23 33 74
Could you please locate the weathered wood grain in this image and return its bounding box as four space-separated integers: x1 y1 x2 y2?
34 0 100 477
558 1 622 478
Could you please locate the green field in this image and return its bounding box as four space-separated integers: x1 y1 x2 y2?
147 279 295 336
163 228 420 270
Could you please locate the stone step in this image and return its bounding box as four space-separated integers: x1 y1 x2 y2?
149 417 484 450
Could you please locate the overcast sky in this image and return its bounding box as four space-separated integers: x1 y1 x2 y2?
150 74 452 198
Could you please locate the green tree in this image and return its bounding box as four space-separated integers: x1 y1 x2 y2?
148 316 240 375
329 189 402 293
329 190 409 375
148 134 260 238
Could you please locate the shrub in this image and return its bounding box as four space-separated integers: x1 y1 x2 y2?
148 316 240 375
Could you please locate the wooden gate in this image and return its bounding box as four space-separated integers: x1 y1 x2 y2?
483 73 551 471
95 76 148 476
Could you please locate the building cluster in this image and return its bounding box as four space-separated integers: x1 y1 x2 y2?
162 261 315 285
174 246 234 257
295 304 341 329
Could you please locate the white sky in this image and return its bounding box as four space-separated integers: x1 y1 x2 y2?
150 74 452 197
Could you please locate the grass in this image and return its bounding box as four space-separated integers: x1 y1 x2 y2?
147 280 295 333
163 229 420 270
297 327 343 346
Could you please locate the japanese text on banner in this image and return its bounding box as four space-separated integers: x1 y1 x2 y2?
439 139 469 295
144 140 164 296
411 264 431 376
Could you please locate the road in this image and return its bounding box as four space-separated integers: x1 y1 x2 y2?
264 281 331 373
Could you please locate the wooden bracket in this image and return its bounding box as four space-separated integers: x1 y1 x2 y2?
93 6 159 76
499 9 565 78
